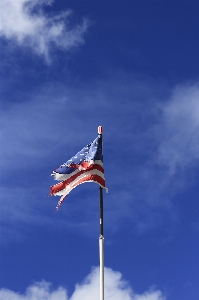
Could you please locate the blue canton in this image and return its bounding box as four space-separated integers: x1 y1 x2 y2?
55 135 103 175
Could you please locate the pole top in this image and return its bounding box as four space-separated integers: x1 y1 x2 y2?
98 126 103 134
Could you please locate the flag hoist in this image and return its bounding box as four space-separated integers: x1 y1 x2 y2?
50 126 107 300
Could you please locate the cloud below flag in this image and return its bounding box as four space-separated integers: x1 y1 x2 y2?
50 128 107 210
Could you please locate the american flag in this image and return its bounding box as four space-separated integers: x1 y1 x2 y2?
50 133 107 211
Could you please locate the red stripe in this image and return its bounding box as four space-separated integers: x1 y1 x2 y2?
55 174 106 210
69 161 92 169
54 161 98 172
55 175 106 211
50 164 104 195
71 174 105 189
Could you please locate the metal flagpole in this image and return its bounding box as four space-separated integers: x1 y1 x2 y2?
99 187 104 300
98 126 104 300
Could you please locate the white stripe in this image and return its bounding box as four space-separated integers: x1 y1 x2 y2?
53 169 105 196
53 160 103 181
57 179 106 203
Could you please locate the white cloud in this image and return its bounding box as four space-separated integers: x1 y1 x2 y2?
0 267 165 300
0 281 67 300
157 82 199 174
0 0 88 62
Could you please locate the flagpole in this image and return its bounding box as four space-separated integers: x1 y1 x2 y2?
98 126 104 300
99 186 104 300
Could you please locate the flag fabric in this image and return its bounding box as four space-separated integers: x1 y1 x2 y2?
50 134 107 211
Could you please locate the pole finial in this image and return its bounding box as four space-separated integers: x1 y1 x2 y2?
98 126 103 134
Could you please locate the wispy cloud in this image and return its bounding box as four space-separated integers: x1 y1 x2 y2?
1 74 199 240
0 0 88 62
156 82 199 175
0 267 165 300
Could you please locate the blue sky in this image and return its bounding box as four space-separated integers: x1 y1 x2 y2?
0 1 199 299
